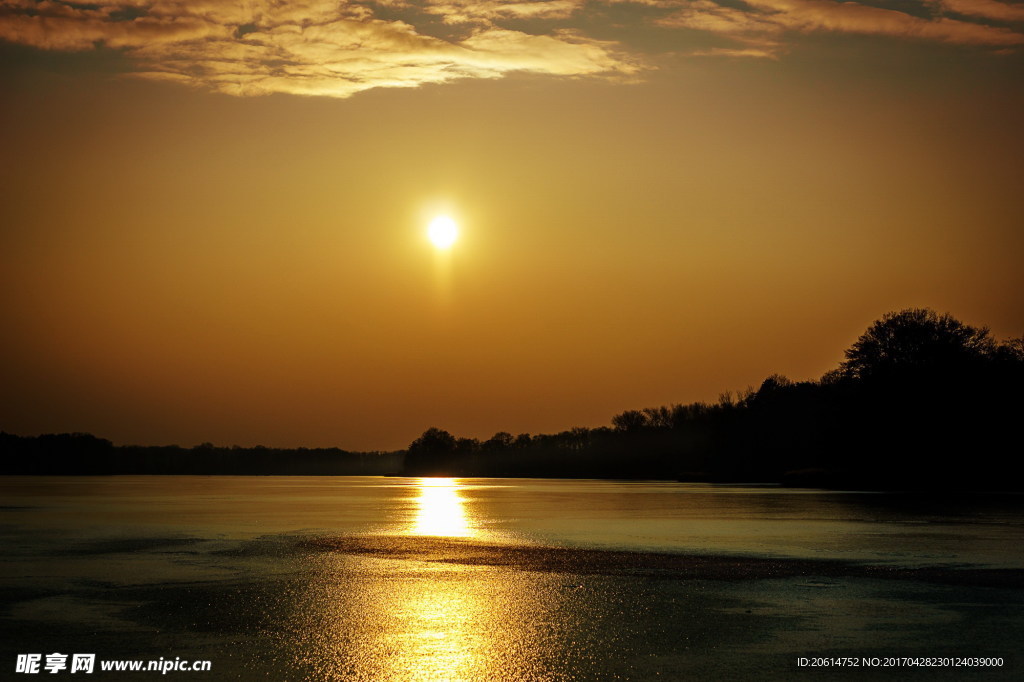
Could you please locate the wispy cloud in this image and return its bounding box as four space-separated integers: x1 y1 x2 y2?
931 0 1024 22
0 0 1020 96
688 46 782 59
657 0 1024 57
0 2 224 50
421 0 586 25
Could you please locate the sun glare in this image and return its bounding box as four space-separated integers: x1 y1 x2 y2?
428 215 459 249
411 478 471 537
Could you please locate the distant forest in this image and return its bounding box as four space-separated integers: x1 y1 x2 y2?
406 308 1023 489
3 309 1022 489
0 435 403 476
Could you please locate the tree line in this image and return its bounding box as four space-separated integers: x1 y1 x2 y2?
0 434 403 475
3 309 1020 488
405 309 1024 489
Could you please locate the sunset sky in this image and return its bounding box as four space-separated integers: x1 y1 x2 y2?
2 0 1022 450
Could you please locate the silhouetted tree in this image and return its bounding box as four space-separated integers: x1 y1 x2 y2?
408 427 456 453
482 432 514 452
454 437 480 456
838 308 994 381
612 410 647 432
994 336 1024 364
405 427 458 475
513 433 532 449
757 374 792 395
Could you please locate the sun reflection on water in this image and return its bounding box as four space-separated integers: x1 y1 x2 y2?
410 478 472 538
390 578 480 680
289 479 577 680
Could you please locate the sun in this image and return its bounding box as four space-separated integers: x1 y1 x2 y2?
428 215 458 249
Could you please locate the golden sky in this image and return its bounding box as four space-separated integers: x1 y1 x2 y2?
1 0 1022 449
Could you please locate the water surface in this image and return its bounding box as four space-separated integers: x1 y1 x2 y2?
1 477 1021 679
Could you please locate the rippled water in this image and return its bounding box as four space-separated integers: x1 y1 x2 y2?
1 477 1022 679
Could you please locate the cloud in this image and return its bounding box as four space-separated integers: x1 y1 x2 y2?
0 3 225 50
422 1 585 25
656 0 1024 57
932 0 1024 22
655 1 783 36
688 46 782 58
0 0 1020 96
0 0 636 97
749 0 1024 44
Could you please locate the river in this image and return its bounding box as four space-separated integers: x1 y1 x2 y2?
1 477 1021 679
